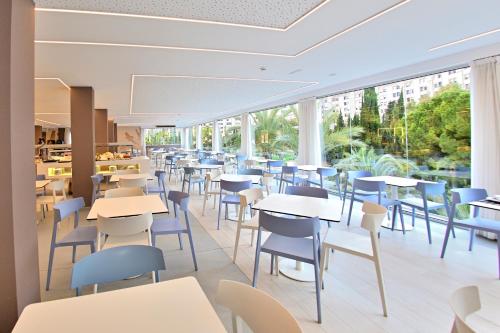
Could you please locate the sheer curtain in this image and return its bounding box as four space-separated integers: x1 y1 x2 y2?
240 112 253 158
297 98 322 165
196 125 203 150
471 55 500 222
212 121 221 152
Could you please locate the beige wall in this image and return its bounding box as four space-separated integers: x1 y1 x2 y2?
116 126 142 150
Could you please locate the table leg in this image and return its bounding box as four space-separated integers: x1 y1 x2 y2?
278 259 316 282
381 185 413 231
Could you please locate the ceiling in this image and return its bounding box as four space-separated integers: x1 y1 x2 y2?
34 0 500 128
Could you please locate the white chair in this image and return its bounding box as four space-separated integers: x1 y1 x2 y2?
244 159 256 169
104 187 144 198
233 188 263 263
202 173 219 216
261 174 274 196
320 201 389 316
216 280 302 333
118 176 148 194
37 179 66 220
116 169 140 175
97 212 153 250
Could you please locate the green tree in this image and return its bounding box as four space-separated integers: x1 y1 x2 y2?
336 110 345 129
359 87 381 147
222 126 241 152
201 125 212 150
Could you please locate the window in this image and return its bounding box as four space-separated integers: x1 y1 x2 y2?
219 116 241 153
251 104 298 160
201 123 212 150
144 128 180 146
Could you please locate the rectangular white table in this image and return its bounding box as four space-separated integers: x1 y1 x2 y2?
212 174 262 184
87 195 168 220
470 197 500 211
252 193 342 282
35 180 51 189
13 277 227 333
109 173 155 182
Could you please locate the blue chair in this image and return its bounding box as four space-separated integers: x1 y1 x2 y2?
266 160 283 181
279 166 306 193
235 153 247 169
200 159 219 165
347 179 405 231
71 245 165 296
217 179 252 230
400 181 453 244
342 170 377 213
91 174 104 204
148 171 170 212
440 188 500 278
307 167 342 199
182 167 204 195
252 211 322 323
238 168 264 176
165 156 178 181
151 191 198 271
285 185 328 199
46 197 97 291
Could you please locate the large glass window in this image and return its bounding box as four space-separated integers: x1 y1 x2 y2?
144 128 181 146
219 116 241 153
201 123 212 150
251 104 298 160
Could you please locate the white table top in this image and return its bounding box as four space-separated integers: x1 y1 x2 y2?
109 173 154 182
35 180 51 189
253 193 342 222
470 198 500 212
358 175 433 188
13 277 226 333
87 195 168 220
190 164 223 170
298 165 319 172
212 174 262 184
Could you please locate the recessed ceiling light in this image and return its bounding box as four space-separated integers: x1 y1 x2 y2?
429 27 500 51
288 69 302 75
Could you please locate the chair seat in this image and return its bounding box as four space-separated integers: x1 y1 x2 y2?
102 233 150 249
241 214 259 229
453 217 500 233
58 226 97 246
357 195 400 208
323 229 373 258
399 197 445 210
151 217 185 234
37 195 65 206
261 234 316 263
282 176 306 185
148 185 165 193
222 194 240 204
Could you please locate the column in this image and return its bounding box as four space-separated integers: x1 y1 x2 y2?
240 113 253 158
184 127 191 149
94 109 108 153
0 0 40 330
196 125 203 150
71 87 95 205
113 123 118 143
107 120 115 142
297 98 322 165
212 121 221 152
34 125 42 144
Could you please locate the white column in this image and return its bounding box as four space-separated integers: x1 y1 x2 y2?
184 127 191 149
240 112 253 158
212 121 221 152
196 125 203 150
297 98 322 165
139 128 146 156
471 56 500 221
64 127 72 144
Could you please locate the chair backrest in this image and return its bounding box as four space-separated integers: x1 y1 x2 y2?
183 166 196 175
451 188 488 205
238 168 264 176
267 160 283 168
104 187 145 198
259 211 320 238
449 285 481 333
168 190 190 213
116 169 140 175
200 159 218 165
282 166 298 175
46 179 65 192
91 174 104 186
53 197 85 223
317 167 338 177
285 186 328 199
36 174 46 180
360 202 388 233
239 188 264 207
352 178 386 193
70 245 165 293
97 211 153 237
216 280 302 333
347 170 372 183
118 177 148 189
221 179 252 193
416 181 446 196
262 174 274 185
244 159 257 168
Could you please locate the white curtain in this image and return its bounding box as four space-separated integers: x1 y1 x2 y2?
471 55 500 224
240 112 253 158
184 128 191 149
196 125 203 150
297 98 322 165
180 128 186 148
212 121 221 152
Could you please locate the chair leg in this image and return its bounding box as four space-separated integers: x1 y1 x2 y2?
314 259 322 323
202 192 208 216
424 209 432 244
252 233 262 288
71 245 77 263
274 256 279 276
233 225 242 263
341 189 347 214
497 234 500 279
468 228 475 251
391 206 397 231
177 233 184 250
373 256 388 317
217 194 223 230
187 230 198 271
411 207 415 227
151 234 156 247
270 254 274 275
347 197 355 226
399 205 406 235
45 245 55 290
319 244 329 289
250 229 255 246
440 222 454 258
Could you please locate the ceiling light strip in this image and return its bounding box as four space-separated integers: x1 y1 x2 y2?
429 27 500 51
34 1 330 32
296 0 411 56
36 119 62 126
128 75 135 115
35 77 71 89
35 40 293 58
134 74 317 85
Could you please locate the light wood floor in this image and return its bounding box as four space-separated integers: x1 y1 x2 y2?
172 176 500 333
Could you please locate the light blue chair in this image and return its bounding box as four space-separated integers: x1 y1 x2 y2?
151 191 198 271
237 168 264 176
266 160 283 181
279 166 305 193
217 179 252 230
91 174 104 204
285 186 330 226
347 179 405 231
440 188 500 278
400 181 452 244
46 197 97 291
307 167 342 199
342 170 376 213
148 170 170 212
71 245 165 295
252 211 322 323
165 155 178 181
182 167 204 195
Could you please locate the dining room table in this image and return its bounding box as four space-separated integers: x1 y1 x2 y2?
212 174 262 184
108 173 154 183
252 193 342 282
87 195 168 220
13 276 227 333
